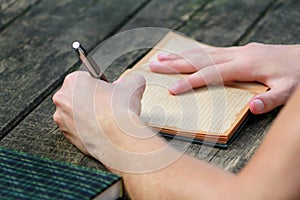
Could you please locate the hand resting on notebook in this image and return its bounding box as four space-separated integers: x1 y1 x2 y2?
149 43 300 114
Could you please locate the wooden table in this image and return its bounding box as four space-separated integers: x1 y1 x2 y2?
1 0 299 180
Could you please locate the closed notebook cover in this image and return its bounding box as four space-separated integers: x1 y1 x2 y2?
0 147 122 200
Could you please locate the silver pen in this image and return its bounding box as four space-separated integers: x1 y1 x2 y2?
72 41 109 82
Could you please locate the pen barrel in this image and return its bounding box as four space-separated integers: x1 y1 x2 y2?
72 42 109 82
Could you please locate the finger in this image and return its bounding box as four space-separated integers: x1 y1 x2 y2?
157 46 217 61
149 59 197 74
157 53 182 61
152 50 209 74
249 86 292 114
169 62 239 95
156 50 204 61
151 48 236 75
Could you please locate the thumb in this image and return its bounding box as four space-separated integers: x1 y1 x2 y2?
117 72 146 115
249 87 289 114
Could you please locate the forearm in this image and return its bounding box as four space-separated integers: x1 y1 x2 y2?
97 114 235 199
122 153 235 200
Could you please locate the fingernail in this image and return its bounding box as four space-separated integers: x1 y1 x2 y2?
251 99 264 114
169 82 180 94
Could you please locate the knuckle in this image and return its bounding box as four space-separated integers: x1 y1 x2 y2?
52 92 59 105
242 42 261 56
63 71 82 86
64 72 76 83
244 42 260 49
237 43 262 67
53 111 61 125
52 91 63 106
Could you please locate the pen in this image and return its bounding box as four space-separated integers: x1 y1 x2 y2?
72 41 109 82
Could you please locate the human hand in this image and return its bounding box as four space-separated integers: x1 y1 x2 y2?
149 43 300 114
52 71 154 170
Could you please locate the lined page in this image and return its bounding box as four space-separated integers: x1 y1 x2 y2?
135 70 254 136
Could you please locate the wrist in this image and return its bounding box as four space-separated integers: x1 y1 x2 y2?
92 110 172 173
104 111 166 152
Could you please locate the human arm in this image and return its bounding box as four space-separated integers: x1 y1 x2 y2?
149 43 300 114
235 82 300 199
52 71 300 199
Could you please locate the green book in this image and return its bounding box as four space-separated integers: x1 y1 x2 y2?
0 147 122 200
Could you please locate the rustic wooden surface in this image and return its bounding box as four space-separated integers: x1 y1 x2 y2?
0 0 299 185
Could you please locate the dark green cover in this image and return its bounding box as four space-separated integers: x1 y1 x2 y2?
0 147 121 200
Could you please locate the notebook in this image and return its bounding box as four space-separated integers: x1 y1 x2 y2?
123 32 267 147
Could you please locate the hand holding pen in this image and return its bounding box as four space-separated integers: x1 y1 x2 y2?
72 41 109 82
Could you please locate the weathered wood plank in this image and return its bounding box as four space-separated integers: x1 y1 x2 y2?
240 0 300 44
0 0 40 32
0 0 149 137
120 0 210 30
180 0 276 46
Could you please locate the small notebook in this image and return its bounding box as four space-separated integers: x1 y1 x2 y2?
123 32 267 147
0 147 122 200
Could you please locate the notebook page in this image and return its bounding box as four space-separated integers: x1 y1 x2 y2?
135 70 254 136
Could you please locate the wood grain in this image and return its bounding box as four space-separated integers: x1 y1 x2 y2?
0 0 150 136
0 0 40 32
240 0 300 44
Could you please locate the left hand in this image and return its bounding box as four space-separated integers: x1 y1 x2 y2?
149 43 300 114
